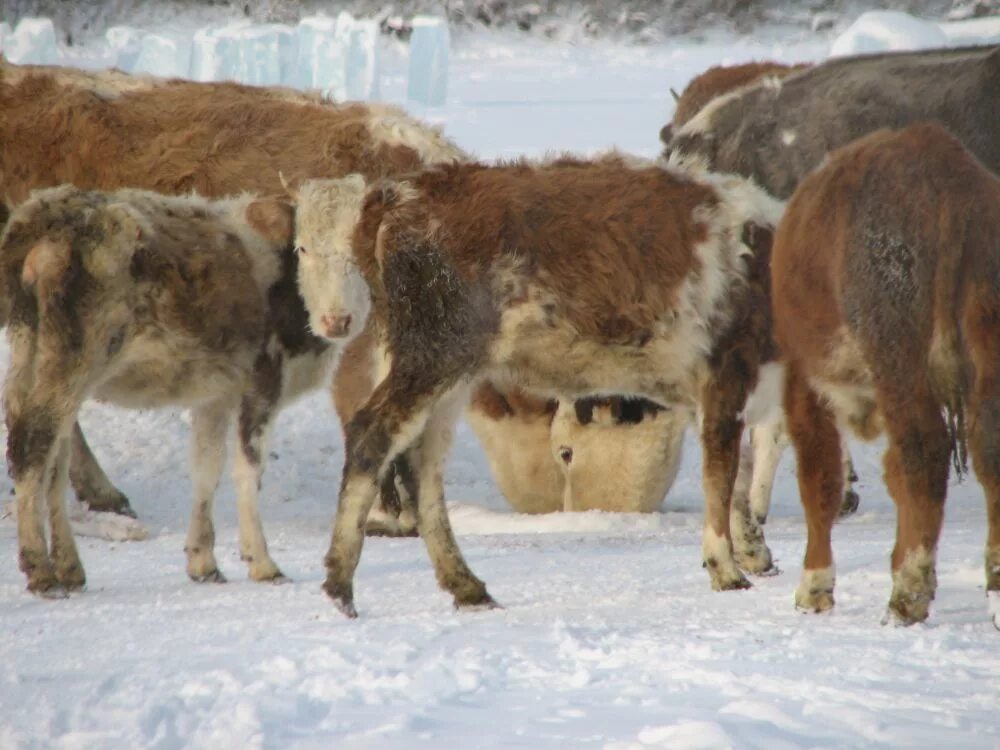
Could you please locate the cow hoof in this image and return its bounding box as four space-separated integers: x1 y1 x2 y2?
735 544 776 576
190 569 227 584
754 513 768 527
37 585 70 600
81 490 136 518
795 586 835 613
837 490 860 519
248 560 288 583
884 592 931 626
56 563 87 591
454 591 502 612
322 579 358 618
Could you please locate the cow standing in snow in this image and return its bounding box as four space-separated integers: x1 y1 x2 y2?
666 44 1000 525
291 154 785 616
2 186 322 594
772 124 1000 625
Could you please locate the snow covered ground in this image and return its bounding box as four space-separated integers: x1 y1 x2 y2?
1 15 1000 750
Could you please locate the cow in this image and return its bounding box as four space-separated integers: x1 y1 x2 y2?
666 44 1000 525
467 384 687 514
290 153 785 617
1 185 324 595
772 123 1000 626
0 58 464 527
659 60 811 146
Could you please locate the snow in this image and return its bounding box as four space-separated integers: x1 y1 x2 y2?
408 16 450 106
4 17 59 65
132 32 191 79
2 11 1000 750
829 10 949 57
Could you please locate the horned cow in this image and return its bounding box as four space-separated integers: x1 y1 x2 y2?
2 186 320 594
0 59 464 528
291 154 785 617
772 124 1000 625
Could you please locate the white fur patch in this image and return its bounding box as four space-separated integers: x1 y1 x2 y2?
795 566 836 612
366 111 467 165
780 129 797 146
742 362 785 426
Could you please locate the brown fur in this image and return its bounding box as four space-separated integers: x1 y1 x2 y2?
299 154 785 615
0 60 464 209
661 61 811 143
772 123 1000 624
2 186 333 594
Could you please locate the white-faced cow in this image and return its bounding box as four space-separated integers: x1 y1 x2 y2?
0 58 464 527
772 123 1000 626
667 44 1000 524
291 153 785 617
2 186 322 594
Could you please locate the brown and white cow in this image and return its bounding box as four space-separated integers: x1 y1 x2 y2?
659 60 811 146
2 186 321 594
0 58 464 524
772 123 1000 625
291 153 785 617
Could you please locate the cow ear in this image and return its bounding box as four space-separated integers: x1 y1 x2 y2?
659 123 673 146
278 171 300 202
246 198 295 247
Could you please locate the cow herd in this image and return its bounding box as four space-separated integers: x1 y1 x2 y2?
0 42 998 626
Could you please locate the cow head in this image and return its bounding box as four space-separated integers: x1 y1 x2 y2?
289 175 371 343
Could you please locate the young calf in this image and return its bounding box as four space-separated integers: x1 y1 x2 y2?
291 154 785 616
772 123 1000 625
2 186 330 595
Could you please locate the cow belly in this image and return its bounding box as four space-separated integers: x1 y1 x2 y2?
94 341 252 409
490 303 706 407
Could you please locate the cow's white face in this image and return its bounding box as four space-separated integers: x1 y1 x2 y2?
293 175 371 343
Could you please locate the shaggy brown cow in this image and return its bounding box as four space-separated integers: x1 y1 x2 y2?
0 58 464 524
2 186 324 594
659 60 811 145
292 153 785 617
772 123 1000 625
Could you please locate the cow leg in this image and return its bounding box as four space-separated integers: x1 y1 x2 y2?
185 400 231 583
46 435 85 590
839 445 861 518
970 399 1000 628
69 422 135 517
699 384 752 591
784 365 842 613
731 431 777 576
5 326 86 596
880 385 949 625
233 392 286 583
365 457 419 537
747 419 788 526
411 386 496 610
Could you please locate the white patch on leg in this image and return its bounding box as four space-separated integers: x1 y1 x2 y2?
795 566 835 613
748 418 788 524
988 591 1000 630
701 526 747 590
885 546 937 625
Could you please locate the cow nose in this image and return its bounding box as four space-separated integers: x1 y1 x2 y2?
321 313 352 338
558 446 573 465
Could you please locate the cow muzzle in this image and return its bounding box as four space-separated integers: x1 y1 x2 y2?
320 312 353 339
